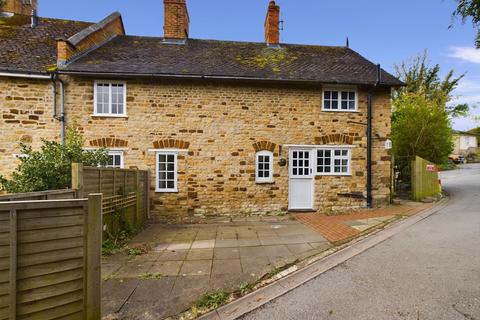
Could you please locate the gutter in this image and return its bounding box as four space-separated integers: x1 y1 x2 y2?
0 71 51 79
56 70 399 87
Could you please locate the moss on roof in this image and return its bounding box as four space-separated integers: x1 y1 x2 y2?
0 16 92 73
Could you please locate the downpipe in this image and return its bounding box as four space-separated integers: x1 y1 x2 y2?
51 73 65 145
366 64 382 209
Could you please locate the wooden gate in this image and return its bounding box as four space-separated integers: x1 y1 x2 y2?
0 194 102 320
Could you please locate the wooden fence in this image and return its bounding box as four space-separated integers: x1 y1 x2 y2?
411 156 442 201
0 189 77 202
72 164 149 237
0 194 102 320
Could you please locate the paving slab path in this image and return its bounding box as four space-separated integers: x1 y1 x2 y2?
101 218 330 319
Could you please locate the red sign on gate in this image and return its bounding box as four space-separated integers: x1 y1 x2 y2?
426 164 436 172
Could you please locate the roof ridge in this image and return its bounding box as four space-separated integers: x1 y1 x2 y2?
117 34 347 49
38 16 94 25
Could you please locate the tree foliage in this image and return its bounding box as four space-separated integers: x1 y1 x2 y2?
394 52 468 117
392 94 453 168
393 53 457 179
452 0 480 48
468 126 480 135
0 128 109 193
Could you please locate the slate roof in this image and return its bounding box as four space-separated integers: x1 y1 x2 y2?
0 15 92 74
61 36 403 86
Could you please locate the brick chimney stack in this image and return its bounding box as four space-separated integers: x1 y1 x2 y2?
0 0 38 16
265 0 280 46
164 0 189 40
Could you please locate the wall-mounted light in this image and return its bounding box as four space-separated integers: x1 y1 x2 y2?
385 139 393 150
278 158 287 167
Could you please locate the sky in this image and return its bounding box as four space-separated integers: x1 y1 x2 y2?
39 0 480 131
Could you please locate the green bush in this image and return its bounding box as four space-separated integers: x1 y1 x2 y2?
0 127 108 193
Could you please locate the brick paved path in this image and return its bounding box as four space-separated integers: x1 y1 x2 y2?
295 202 433 243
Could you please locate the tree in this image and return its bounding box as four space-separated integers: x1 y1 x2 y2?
394 52 468 118
0 127 109 193
452 0 480 48
392 93 454 171
392 53 458 179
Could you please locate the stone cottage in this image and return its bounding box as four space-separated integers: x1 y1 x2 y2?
0 0 403 222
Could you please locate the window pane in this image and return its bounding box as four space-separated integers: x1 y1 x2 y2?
349 101 355 109
341 101 348 109
349 92 355 100
158 153 176 190
325 91 331 99
331 101 338 109
341 91 348 100
335 150 341 156
332 91 338 99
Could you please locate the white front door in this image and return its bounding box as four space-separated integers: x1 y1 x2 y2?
288 149 314 210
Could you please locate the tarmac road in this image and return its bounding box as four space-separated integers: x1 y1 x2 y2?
241 164 480 320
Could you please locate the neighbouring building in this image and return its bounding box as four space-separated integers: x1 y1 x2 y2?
452 131 478 158
0 0 403 222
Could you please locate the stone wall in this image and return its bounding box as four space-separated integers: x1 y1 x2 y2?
0 77 58 176
0 76 392 222
64 77 392 222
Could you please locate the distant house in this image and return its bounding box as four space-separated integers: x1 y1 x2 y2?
452 131 478 158
0 0 404 222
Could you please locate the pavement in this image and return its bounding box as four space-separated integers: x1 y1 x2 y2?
101 217 330 319
240 164 480 320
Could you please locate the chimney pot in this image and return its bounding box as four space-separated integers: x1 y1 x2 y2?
265 0 280 46
164 0 189 41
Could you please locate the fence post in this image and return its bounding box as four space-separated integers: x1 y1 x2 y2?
9 209 17 320
146 171 151 220
72 163 84 199
85 194 102 320
135 170 141 227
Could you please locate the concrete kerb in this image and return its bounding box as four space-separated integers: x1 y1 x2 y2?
198 198 450 320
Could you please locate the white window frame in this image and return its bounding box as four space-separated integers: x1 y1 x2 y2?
315 147 352 176
106 150 124 169
156 151 178 193
322 87 358 112
93 80 127 117
255 150 274 183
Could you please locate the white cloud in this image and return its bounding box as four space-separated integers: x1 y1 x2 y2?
449 47 480 64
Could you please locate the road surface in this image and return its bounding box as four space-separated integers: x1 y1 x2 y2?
241 164 480 320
